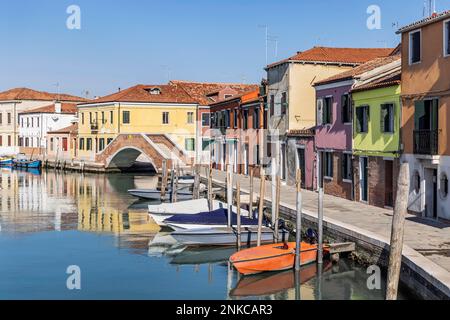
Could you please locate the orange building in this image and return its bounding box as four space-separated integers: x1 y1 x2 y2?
397 11 450 220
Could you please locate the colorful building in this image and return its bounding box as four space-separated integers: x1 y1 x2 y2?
18 102 77 157
209 86 266 176
265 46 394 185
397 11 450 220
0 88 86 156
352 67 402 208
313 54 401 200
46 123 79 163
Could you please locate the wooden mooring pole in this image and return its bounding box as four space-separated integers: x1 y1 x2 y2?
193 164 201 199
249 167 254 218
160 160 168 198
318 185 324 264
226 164 233 227
257 167 266 246
295 169 303 271
386 162 410 300
274 175 281 243
236 179 241 250
207 164 213 210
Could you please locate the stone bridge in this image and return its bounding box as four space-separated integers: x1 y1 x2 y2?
95 134 193 173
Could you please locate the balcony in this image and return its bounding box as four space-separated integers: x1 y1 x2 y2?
90 121 99 134
414 130 438 155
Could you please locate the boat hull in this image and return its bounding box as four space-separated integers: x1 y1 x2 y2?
230 242 324 275
0 159 13 166
171 227 283 246
128 189 193 201
166 222 260 231
13 160 42 168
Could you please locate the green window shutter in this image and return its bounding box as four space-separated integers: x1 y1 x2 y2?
380 104 386 133
355 108 362 133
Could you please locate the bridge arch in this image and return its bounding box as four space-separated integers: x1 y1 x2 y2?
105 146 158 172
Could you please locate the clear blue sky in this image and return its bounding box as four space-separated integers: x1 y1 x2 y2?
0 0 447 98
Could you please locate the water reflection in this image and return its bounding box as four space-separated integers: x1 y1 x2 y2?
0 169 412 300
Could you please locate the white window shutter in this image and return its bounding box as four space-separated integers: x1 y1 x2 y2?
317 98 323 125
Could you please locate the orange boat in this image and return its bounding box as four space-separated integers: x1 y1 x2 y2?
230 242 328 276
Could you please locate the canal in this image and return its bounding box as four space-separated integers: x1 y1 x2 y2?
0 168 413 300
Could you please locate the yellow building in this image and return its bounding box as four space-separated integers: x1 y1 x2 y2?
76 84 199 162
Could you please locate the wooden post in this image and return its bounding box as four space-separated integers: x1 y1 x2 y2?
160 160 168 198
249 167 254 218
294 169 303 271
169 162 175 203
193 164 200 199
274 175 281 243
236 179 241 249
174 164 180 203
226 164 233 227
318 186 324 264
257 167 266 246
386 162 410 300
207 164 213 210
271 160 277 227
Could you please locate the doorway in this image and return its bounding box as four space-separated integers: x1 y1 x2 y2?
384 160 394 207
297 147 306 188
424 168 438 218
280 143 287 181
360 157 368 202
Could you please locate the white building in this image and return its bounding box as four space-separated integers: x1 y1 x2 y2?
0 88 86 156
18 102 78 155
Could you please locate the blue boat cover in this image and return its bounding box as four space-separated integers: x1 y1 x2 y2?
164 208 260 226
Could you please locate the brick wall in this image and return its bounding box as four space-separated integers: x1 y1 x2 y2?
353 155 399 208
323 151 353 200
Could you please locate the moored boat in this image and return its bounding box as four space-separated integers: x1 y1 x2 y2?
128 188 193 201
13 159 42 169
229 242 329 276
0 158 13 166
171 226 286 246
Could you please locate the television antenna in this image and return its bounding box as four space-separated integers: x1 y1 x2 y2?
423 0 436 17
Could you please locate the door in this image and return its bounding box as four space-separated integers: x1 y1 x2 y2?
360 157 368 202
244 144 249 175
297 148 306 188
385 160 394 207
424 168 438 218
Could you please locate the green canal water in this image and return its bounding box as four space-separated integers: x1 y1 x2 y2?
0 169 413 300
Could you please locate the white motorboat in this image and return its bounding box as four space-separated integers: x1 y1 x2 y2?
128 189 193 201
171 226 286 246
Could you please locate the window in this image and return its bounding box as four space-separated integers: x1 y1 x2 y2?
225 110 230 128
243 109 249 130
187 112 194 124
86 138 92 151
89 112 92 124
7 113 11 124
233 109 238 128
0 113 2 125
281 92 287 116
381 103 394 133
441 173 449 198
409 30 421 64
224 94 233 99
341 94 352 124
355 105 369 133
202 138 211 151
323 152 333 178
341 153 352 181
185 138 195 151
445 20 450 57
254 144 260 165
122 111 130 124
98 138 105 151
110 111 114 124
263 109 268 129
37 117 39 127
270 95 274 116
253 107 260 129
81 113 85 125
162 112 169 124
323 97 333 124
62 137 68 152
50 138 54 151
201 113 210 127
79 138 85 150
101 111 105 124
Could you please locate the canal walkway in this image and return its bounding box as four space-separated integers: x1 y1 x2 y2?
202 169 450 297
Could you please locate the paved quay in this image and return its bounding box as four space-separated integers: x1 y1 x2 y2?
202 169 450 297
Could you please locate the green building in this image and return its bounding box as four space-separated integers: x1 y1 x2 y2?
352 69 401 208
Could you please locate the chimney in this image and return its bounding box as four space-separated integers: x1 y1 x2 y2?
55 102 62 113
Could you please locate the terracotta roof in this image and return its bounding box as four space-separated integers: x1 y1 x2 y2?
19 103 78 115
267 46 395 69
78 84 197 105
314 55 401 86
170 80 259 105
48 123 78 135
209 88 260 106
351 70 401 93
397 10 450 34
0 87 87 102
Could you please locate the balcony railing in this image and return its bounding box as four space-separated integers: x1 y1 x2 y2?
414 129 438 155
